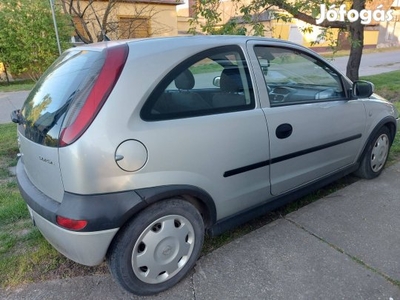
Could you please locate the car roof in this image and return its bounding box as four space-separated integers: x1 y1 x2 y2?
127 35 302 48
71 35 305 53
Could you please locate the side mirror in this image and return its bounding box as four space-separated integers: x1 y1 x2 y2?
353 80 374 98
213 76 220 87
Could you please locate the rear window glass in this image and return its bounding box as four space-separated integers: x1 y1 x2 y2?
20 49 104 147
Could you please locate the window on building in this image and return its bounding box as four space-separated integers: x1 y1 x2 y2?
119 17 150 39
72 16 89 42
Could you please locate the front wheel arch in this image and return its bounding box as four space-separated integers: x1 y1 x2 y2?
357 118 396 164
386 121 397 144
355 125 392 179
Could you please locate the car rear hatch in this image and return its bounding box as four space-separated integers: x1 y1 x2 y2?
16 43 128 203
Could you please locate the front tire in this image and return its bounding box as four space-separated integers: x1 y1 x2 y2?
107 199 204 296
355 126 391 179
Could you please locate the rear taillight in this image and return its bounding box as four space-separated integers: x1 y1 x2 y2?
59 44 129 147
56 215 88 230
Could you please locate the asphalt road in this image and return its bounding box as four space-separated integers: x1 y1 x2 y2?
328 48 400 76
0 91 29 125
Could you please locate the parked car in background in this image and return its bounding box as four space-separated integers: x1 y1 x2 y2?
12 36 399 295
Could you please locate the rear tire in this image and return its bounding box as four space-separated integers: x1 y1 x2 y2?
355 126 391 179
107 199 204 296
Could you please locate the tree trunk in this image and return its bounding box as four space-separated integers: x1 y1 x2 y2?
346 23 364 81
346 0 366 82
3 63 10 85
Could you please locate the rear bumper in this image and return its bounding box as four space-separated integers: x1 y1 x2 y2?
28 205 118 266
16 159 146 265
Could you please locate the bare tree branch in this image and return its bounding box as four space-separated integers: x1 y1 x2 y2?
61 0 173 43
102 0 118 34
268 0 348 28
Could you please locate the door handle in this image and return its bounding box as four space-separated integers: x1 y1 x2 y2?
276 123 293 139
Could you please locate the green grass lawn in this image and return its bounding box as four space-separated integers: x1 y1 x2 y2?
0 123 46 287
0 70 399 289
360 70 400 163
361 71 400 103
0 80 35 93
0 124 107 288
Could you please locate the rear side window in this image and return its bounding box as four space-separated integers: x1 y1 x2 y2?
20 49 104 147
141 46 255 121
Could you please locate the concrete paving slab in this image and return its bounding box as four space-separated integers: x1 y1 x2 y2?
0 273 195 300
193 219 400 300
2 164 400 299
287 163 400 282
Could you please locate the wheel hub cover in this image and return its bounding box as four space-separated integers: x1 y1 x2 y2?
131 215 195 284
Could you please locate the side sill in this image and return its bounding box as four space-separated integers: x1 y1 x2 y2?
208 164 359 236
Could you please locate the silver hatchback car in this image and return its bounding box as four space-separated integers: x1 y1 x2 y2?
12 36 399 295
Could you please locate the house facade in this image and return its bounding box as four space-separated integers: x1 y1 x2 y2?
175 0 400 51
68 0 183 43
68 0 399 49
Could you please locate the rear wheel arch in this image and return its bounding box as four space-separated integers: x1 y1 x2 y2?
107 185 216 259
134 185 217 229
180 194 213 228
106 198 205 295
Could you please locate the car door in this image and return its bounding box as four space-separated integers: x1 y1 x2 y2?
247 41 367 195
138 45 271 220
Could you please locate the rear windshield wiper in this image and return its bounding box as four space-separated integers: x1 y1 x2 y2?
11 109 22 124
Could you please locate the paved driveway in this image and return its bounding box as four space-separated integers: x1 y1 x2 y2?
0 91 29 124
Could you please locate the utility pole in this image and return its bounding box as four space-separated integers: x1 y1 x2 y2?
49 0 62 55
